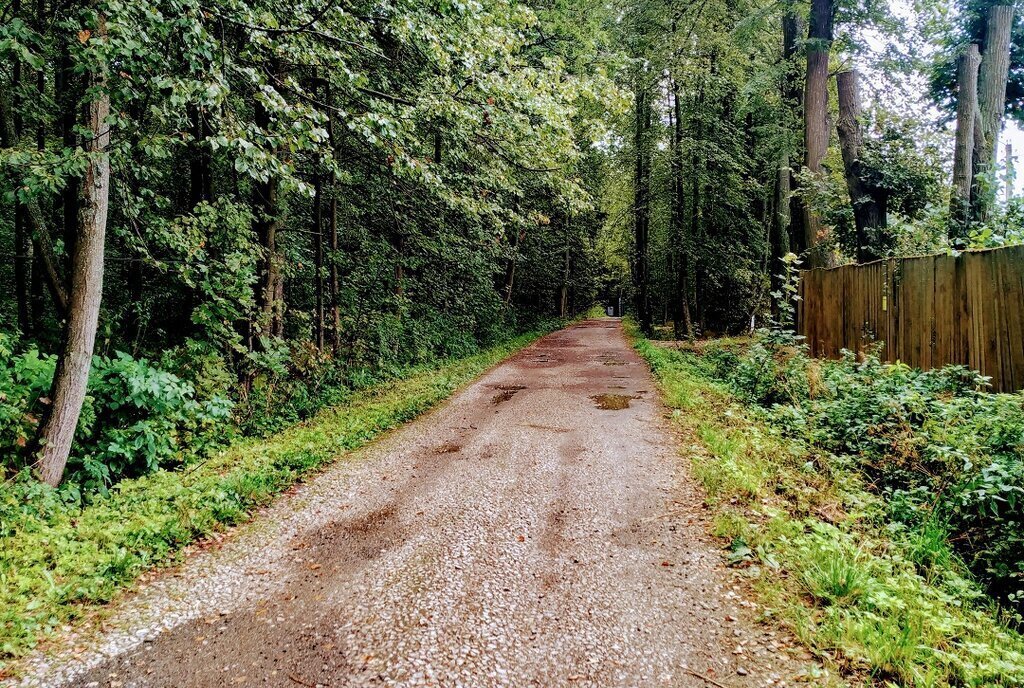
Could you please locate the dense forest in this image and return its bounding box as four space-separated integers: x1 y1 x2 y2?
4 0 1023 488
5 0 1024 682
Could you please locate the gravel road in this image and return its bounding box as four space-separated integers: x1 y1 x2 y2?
10 319 810 688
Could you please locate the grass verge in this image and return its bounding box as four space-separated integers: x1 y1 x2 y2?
628 324 1024 687
0 326 552 672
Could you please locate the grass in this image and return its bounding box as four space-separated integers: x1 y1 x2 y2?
0 326 552 673
628 324 1024 687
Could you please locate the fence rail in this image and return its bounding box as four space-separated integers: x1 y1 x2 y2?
797 245 1024 392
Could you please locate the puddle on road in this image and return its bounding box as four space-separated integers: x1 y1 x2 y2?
590 394 634 410
491 384 526 405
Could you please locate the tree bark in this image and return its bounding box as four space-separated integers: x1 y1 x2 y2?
313 170 325 349
58 42 80 266
971 5 1015 223
328 97 341 354
253 64 285 341
950 43 980 242
1 90 70 315
836 70 885 262
12 8 32 333
802 0 833 267
34 10 110 487
632 71 653 335
782 10 807 256
559 212 570 318
670 76 693 339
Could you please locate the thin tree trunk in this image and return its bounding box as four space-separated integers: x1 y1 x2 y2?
670 76 693 340
12 6 32 333
313 170 325 349
30 0 45 330
1 91 70 314
58 41 79 270
950 43 981 241
971 5 1015 223
328 97 341 354
802 0 833 267
769 152 792 317
632 71 653 335
559 212 570 317
253 64 284 341
34 10 110 487
836 70 885 262
783 10 807 256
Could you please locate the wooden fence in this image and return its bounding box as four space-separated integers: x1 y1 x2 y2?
796 245 1024 392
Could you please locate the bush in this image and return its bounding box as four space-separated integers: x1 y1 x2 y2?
714 332 1024 611
0 334 232 491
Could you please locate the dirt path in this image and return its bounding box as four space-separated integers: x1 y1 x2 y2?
11 320 807 688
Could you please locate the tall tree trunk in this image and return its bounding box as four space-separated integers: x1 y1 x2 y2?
1 86 70 315
12 3 32 333
189 107 213 207
34 10 110 487
559 212 570 318
971 5 1015 223
802 0 833 267
782 10 807 256
253 64 284 341
328 98 341 354
670 76 693 340
58 41 80 271
769 152 792 316
836 70 885 262
503 229 519 308
950 43 981 242
313 171 325 349
632 71 653 335
30 0 46 331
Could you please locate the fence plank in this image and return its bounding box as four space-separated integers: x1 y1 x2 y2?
797 246 1024 392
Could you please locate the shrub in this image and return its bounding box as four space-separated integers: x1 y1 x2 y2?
716 332 1024 612
1 334 232 491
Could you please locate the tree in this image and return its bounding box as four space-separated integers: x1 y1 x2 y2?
971 4 1015 222
33 6 110 487
836 69 886 262
950 44 982 241
803 0 835 267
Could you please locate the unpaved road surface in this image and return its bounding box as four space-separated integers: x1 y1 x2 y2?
11 320 808 688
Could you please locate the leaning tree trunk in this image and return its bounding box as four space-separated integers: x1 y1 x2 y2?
971 5 1015 223
950 44 981 241
802 0 833 267
836 70 885 262
34 11 110 487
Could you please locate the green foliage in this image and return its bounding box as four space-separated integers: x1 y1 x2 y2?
0 327 548 667
632 329 1024 686
1 334 232 489
708 332 1024 615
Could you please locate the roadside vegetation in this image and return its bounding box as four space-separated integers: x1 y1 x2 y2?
0 326 551 670
630 321 1024 686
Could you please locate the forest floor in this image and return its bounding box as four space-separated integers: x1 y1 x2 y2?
7 320 820 688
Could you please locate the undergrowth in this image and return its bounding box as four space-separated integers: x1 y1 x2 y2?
0 327 550 672
629 322 1024 687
